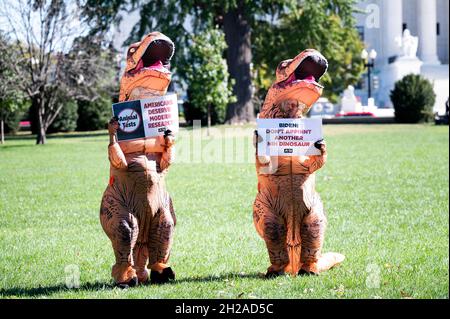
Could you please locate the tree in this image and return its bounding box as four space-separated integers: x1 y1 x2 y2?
252 0 365 104
0 0 117 144
0 32 26 144
391 74 436 123
182 28 235 130
76 95 113 131
47 96 78 133
0 100 20 144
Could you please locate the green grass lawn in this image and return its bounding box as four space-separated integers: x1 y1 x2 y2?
0 124 448 299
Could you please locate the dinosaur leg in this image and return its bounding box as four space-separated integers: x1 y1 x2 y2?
254 197 289 278
100 193 139 287
147 198 176 284
299 205 326 275
299 199 344 275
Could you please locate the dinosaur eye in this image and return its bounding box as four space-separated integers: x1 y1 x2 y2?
129 48 136 54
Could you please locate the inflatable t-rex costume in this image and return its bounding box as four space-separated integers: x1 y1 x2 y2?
100 32 176 287
253 49 345 277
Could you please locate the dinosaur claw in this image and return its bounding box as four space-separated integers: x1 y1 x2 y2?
314 139 325 150
164 129 173 137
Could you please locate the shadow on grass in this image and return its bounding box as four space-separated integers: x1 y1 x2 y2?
46 131 108 139
0 144 37 150
1 134 36 141
0 273 263 298
0 281 114 298
3 131 108 141
0 132 108 150
172 272 262 285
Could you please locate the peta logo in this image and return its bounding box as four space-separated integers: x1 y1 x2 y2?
118 108 141 133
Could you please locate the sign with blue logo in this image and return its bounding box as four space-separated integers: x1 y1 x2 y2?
112 94 178 141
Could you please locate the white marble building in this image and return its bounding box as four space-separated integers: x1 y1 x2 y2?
354 0 449 113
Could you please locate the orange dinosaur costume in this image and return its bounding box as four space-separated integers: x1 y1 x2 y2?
253 49 345 277
100 32 176 287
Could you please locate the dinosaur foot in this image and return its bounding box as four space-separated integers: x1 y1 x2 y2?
265 265 286 279
116 276 138 289
150 267 176 284
298 268 319 276
298 262 319 276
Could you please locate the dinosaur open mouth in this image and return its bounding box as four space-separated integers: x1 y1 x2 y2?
294 55 327 84
141 39 174 69
130 38 175 74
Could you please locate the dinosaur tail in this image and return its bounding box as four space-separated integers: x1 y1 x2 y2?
317 252 345 272
285 249 345 275
283 209 303 275
285 244 302 275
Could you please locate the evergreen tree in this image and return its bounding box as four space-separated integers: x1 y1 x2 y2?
182 28 235 127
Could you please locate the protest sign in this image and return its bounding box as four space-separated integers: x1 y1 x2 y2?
257 118 323 156
112 94 179 141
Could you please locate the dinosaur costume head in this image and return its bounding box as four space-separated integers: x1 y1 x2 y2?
260 49 328 119
119 32 175 102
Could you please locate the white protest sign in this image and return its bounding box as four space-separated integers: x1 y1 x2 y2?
112 93 179 141
141 94 179 137
257 118 323 156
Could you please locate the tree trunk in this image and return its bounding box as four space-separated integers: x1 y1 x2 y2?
37 124 46 145
207 104 211 136
223 4 255 124
35 99 46 145
0 119 4 144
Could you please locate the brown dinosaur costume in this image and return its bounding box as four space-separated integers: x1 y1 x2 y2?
253 49 345 277
100 32 176 287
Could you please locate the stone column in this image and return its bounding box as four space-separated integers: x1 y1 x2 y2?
417 0 440 64
382 0 403 64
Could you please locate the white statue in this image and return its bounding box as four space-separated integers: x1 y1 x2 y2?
341 85 360 113
343 85 356 100
395 29 419 58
